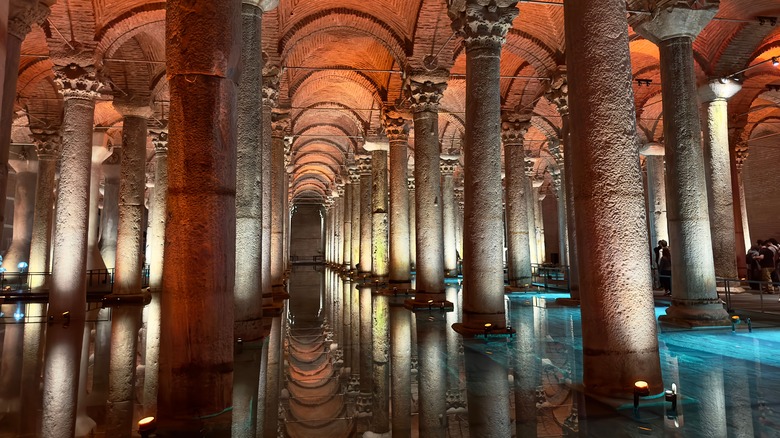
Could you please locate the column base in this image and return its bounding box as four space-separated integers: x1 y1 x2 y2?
659 297 730 328
403 297 453 312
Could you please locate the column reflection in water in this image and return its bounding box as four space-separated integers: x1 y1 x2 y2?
445 285 464 409
510 297 540 437
463 338 511 437
357 284 373 418
0 303 24 429
20 303 46 437
724 356 754 437
349 280 361 396
370 291 390 434
681 354 727 437
415 310 448 438
389 298 412 437
342 278 352 380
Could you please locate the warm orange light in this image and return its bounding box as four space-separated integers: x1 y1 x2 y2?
138 416 156 433
634 380 650 396
634 380 648 390
484 323 492 328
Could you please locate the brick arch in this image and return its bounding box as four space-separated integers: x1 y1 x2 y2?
95 6 166 61
292 141 347 166
288 70 385 110
294 124 359 155
292 77 379 128
293 102 369 136
290 156 342 176
280 9 408 67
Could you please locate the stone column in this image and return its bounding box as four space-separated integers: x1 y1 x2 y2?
462 341 511 437
370 292 390 434
3 144 37 270
99 151 120 269
389 300 411 437
449 0 517 331
350 166 361 271
158 0 240 433
635 4 729 325
408 176 416 270
531 179 546 264
271 112 289 286
42 64 104 438
142 130 167 418
262 313 282 438
0 3 49 233
233 1 272 435
502 114 532 287
441 154 459 277
335 184 345 265
700 79 741 280
87 138 111 270
414 311 448 438
455 186 464 260
641 145 669 257
262 67 279 302
733 143 751 254
356 284 373 417
564 0 662 395
365 140 389 278
407 73 446 297
384 109 411 283
105 104 151 437
550 168 567 266
357 155 372 274
342 178 352 269
20 129 59 436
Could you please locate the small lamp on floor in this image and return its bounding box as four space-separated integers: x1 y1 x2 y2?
633 380 650 417
138 417 157 438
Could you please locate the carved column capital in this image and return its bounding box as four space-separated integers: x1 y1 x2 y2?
407 177 416 191
53 64 106 100
545 70 569 116
382 106 410 142
440 156 460 175
632 0 718 43
8 2 51 40
356 155 372 175
448 0 519 52
272 112 290 138
548 140 564 166
406 73 448 113
734 141 749 171
500 113 531 146
30 128 62 161
524 158 536 177
262 64 281 108
347 165 361 184
150 130 169 156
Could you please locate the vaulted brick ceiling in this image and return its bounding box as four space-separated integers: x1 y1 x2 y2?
13 0 780 203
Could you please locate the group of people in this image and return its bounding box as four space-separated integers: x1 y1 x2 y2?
654 240 672 296
747 239 780 295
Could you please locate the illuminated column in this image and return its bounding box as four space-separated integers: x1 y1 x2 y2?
335 183 345 265
511 299 540 437
0 3 49 233
350 166 361 271
262 67 279 302
365 140 389 278
389 300 412 437
441 154 459 276
502 114 532 287
350 281 361 390
87 138 111 270
370 292 390 434
271 113 289 286
357 155 373 274
384 109 411 283
445 285 464 408
42 64 104 438
357 284 373 415
449 0 517 331
233 1 272 434
3 145 37 270
413 311 448 438
142 130 168 418
455 186 463 260
529 176 545 265
342 178 353 269
408 176 416 270
724 356 754 437
463 340 511 437
407 73 446 296
550 168 567 266
641 145 669 257
20 130 59 436
99 151 120 269
263 314 283 438
342 278 352 368
565 0 663 394
158 0 239 432
733 143 751 253
635 4 729 325
700 79 741 280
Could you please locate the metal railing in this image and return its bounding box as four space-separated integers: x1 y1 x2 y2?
530 264 570 292
0 267 152 303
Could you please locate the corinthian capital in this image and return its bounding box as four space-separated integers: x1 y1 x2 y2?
356 155 372 175
262 63 281 108
30 128 61 160
382 106 410 142
448 0 519 52
8 1 51 40
500 113 531 146
53 64 106 100
150 130 169 156
440 155 460 175
272 111 290 138
545 69 569 116
406 72 448 113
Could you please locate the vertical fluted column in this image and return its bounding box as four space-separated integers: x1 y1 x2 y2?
234 2 271 435
642 147 669 259
502 114 532 287
159 0 240 432
3 145 37 270
449 0 517 330
349 166 361 271
105 105 151 437
565 0 662 395
441 154 459 276
20 130 59 436
262 67 279 302
342 179 353 268
407 73 446 296
635 4 729 325
357 155 373 274
99 151 120 269
384 109 411 283
42 64 104 438
0 3 49 232
271 113 289 286
700 79 741 279
365 141 389 278
408 177 416 270
143 129 168 418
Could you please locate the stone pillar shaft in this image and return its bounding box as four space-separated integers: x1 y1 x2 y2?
416 315 447 438
105 113 148 437
271 123 287 286
358 157 372 273
441 159 458 275
370 293 390 433
87 143 110 270
408 180 416 269
351 171 361 271
371 149 389 277
389 304 411 437
359 285 373 392
564 0 662 394
645 155 668 256
0 32 23 233
388 133 410 282
503 120 532 287
100 154 120 269
4 150 36 270
342 182 352 268
158 0 240 431
28 132 59 283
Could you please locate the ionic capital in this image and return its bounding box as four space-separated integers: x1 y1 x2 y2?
150 130 169 156
53 64 106 101
8 2 51 40
356 155 372 175
406 72 448 113
448 0 519 52
500 113 531 146
30 128 61 161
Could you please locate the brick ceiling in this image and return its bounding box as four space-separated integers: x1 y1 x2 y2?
12 0 780 203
